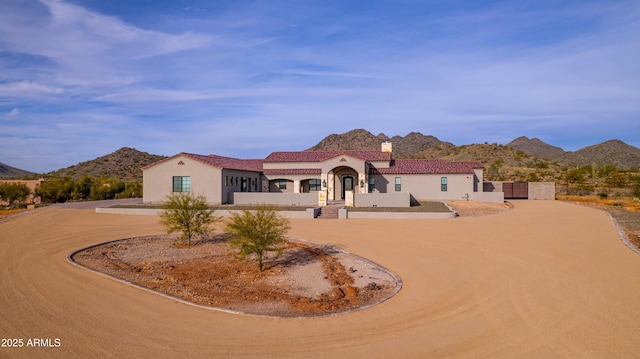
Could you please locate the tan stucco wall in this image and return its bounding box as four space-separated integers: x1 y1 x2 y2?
264 175 323 193
0 179 44 205
143 153 485 205
221 169 262 203
262 154 367 173
528 182 555 200
320 155 367 174
143 155 223 204
375 173 476 201
483 181 555 200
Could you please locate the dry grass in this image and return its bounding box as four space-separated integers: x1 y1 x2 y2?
0 208 27 218
556 195 640 212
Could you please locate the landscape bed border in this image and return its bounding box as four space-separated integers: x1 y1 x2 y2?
67 235 404 318
96 200 457 219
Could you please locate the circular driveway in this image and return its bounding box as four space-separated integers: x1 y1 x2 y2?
1 200 638 358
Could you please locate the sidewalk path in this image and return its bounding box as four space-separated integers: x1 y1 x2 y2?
1 200 638 358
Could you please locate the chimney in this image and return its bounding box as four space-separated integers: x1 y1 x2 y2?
381 141 392 153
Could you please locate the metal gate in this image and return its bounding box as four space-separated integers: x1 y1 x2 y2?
503 182 528 199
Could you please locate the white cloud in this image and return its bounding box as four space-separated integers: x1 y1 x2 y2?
0 0 638 171
0 81 65 97
0 0 213 89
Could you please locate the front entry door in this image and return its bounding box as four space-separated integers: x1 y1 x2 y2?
342 176 354 199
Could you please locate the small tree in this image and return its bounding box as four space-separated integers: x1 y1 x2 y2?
226 205 291 272
0 182 31 207
159 193 217 246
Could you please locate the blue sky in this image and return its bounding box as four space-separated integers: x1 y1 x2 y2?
1 0 638 173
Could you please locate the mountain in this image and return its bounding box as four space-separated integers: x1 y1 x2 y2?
556 140 640 170
307 129 383 152
46 147 167 181
308 130 640 170
506 136 566 160
0 162 37 179
307 129 452 157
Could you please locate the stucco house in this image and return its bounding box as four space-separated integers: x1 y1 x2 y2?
143 143 501 207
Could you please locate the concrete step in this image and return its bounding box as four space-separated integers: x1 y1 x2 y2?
317 205 342 219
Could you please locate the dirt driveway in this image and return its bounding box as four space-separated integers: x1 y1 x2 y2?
1 200 639 358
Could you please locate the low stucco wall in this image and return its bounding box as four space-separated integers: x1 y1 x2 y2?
96 206 457 219
528 182 555 200
345 211 456 219
96 207 316 219
353 192 411 207
232 192 318 206
470 192 505 203
96 207 162 216
483 181 555 200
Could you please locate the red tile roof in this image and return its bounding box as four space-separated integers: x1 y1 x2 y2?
262 168 322 176
371 159 483 175
144 153 264 172
144 151 482 176
264 150 392 163
198 154 264 171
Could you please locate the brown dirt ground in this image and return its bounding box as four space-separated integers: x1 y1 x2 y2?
69 201 509 318
446 200 514 217
560 201 640 252
2 200 639 358
71 235 399 317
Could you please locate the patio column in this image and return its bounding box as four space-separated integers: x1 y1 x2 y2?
358 172 366 194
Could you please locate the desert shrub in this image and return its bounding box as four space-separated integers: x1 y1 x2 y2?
36 177 74 203
598 192 608 199
535 161 549 169
486 164 500 179
598 164 618 177
226 205 290 272
633 175 640 197
0 182 31 207
565 167 587 184
568 183 595 196
119 182 143 198
35 176 141 203
604 173 629 188
526 173 540 182
159 193 218 246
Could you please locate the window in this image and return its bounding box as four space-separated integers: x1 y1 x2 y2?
395 177 401 191
277 179 287 189
225 176 228 187
368 177 375 193
241 177 248 192
441 177 448 191
172 176 191 192
309 179 321 191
